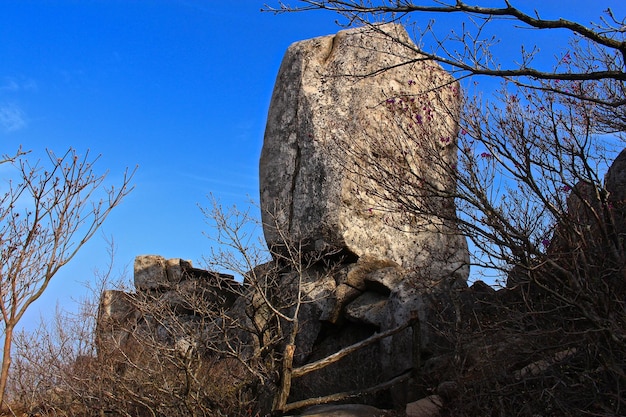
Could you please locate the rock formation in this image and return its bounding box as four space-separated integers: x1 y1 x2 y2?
524 148 626 272
257 22 470 406
97 255 240 358
97 24 472 414
259 23 469 278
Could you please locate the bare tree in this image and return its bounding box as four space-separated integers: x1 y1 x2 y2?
7 198 337 416
4 238 133 417
8 7 624 412
199 198 344 415
0 148 134 407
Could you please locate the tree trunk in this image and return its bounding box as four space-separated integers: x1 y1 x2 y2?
273 343 295 414
0 323 15 408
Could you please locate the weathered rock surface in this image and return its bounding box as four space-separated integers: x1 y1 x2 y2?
134 255 194 291
605 148 626 203
97 255 240 357
97 141 626 415
96 289 140 356
604 148 626 239
517 147 626 275
260 23 469 278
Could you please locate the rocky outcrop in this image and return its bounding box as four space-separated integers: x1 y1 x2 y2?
96 255 240 357
96 290 140 357
259 23 469 279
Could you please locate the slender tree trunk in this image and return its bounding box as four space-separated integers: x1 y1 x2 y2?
273 343 295 414
0 322 15 408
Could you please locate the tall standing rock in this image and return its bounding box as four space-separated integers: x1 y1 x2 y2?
260 23 468 279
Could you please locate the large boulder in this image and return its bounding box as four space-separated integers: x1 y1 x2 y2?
259 23 468 279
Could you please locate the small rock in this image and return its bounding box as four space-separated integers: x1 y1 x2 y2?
345 291 388 327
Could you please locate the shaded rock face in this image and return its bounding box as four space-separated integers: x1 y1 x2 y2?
604 148 626 239
260 23 469 277
605 148 626 203
536 148 626 262
96 290 140 357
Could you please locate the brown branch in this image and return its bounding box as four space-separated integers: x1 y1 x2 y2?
273 0 624 50
281 370 412 413
266 1 626 83
291 314 418 378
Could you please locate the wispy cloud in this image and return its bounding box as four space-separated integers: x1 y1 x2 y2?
0 79 19 92
0 103 27 132
0 77 37 92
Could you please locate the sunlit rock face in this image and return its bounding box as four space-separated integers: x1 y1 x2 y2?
259 23 468 280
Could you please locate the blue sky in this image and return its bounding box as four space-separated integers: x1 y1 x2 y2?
1 1 348 330
1 1 624 331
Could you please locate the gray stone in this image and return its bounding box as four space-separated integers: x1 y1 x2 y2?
97 22 483 412
98 290 137 323
330 283 362 323
363 266 406 293
345 291 389 327
605 148 626 237
343 256 399 291
605 148 626 203
165 257 193 283
96 290 141 357
134 255 169 291
259 23 469 278
544 148 626 260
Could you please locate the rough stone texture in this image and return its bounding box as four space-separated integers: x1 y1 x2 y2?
345 291 389 327
259 23 469 278
98 290 137 324
605 148 626 239
96 24 485 414
344 256 399 291
96 290 141 356
134 255 193 291
605 148 626 203
97 256 239 360
363 266 406 294
534 148 626 266
134 254 169 290
258 25 472 407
